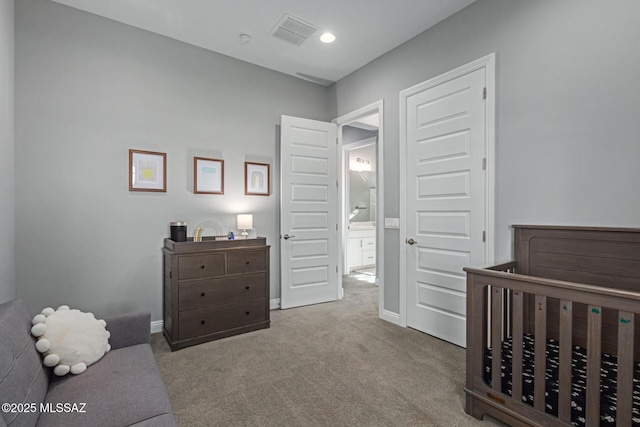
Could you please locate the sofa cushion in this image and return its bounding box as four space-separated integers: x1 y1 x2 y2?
36 344 174 427
0 299 50 427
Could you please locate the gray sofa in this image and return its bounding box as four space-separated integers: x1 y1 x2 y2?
0 299 176 427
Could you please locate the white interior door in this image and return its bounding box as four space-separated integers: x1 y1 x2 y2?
280 115 339 309
405 68 487 347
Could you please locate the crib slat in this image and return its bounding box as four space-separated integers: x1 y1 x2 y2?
534 295 547 412
491 287 503 393
558 300 572 423
616 311 634 427
511 291 524 402
586 305 602 426
504 289 511 337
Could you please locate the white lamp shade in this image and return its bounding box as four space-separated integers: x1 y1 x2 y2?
237 214 253 230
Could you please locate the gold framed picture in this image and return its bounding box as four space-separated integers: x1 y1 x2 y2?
244 162 270 196
194 157 224 194
129 149 166 192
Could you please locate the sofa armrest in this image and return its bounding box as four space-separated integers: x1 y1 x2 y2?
103 311 150 350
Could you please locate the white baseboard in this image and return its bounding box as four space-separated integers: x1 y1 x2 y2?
270 298 281 310
150 320 164 334
380 309 402 326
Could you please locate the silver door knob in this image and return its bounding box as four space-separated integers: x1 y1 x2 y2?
406 238 417 245
283 234 295 240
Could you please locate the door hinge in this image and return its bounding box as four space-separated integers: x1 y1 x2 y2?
336 179 339 187
336 224 338 231
336 138 339 145
482 87 487 100
482 231 486 242
336 266 338 273
169 271 172 279
482 158 487 170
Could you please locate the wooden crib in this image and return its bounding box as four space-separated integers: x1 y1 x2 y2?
464 225 640 426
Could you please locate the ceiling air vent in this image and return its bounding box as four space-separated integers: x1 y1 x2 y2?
270 14 318 46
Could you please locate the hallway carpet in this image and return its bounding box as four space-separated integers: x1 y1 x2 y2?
151 277 504 426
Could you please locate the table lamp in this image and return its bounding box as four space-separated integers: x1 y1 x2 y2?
237 214 253 239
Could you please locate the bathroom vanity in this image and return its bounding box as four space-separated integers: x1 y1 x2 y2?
347 223 376 271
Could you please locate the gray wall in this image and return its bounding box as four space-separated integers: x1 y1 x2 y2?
15 0 331 319
11 0 640 322
334 0 640 313
0 0 15 303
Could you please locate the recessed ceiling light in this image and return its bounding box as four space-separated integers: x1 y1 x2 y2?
320 32 336 43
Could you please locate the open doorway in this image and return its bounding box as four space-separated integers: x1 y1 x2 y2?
279 101 386 319
335 100 385 319
343 125 377 284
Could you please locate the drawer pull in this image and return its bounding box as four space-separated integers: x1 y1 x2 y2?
200 320 206 325
200 292 205 297
200 265 205 269
245 311 250 315
245 286 250 290
245 261 250 265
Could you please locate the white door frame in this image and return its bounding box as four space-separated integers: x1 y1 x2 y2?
334 100 388 321
398 53 496 327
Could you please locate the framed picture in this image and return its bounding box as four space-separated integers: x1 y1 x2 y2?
245 162 270 196
194 157 224 194
129 149 166 192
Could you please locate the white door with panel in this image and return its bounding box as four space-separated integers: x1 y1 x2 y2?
405 68 487 347
280 115 339 309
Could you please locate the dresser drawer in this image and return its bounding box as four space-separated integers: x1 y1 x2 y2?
178 298 266 340
178 253 225 280
362 237 376 250
227 250 266 274
178 273 266 311
362 249 376 265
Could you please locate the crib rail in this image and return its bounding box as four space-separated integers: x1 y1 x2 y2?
465 263 640 426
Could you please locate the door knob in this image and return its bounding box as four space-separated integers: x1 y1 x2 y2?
283 234 296 240
406 238 417 245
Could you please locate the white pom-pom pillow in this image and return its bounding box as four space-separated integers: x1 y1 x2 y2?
31 305 111 376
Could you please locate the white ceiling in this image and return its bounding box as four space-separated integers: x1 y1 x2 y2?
50 0 475 86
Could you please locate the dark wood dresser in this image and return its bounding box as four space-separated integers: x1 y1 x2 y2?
162 237 270 351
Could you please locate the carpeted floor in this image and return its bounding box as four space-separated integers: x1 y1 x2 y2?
351 266 376 276
151 276 504 426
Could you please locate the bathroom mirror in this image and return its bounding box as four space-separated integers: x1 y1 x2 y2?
349 170 376 223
